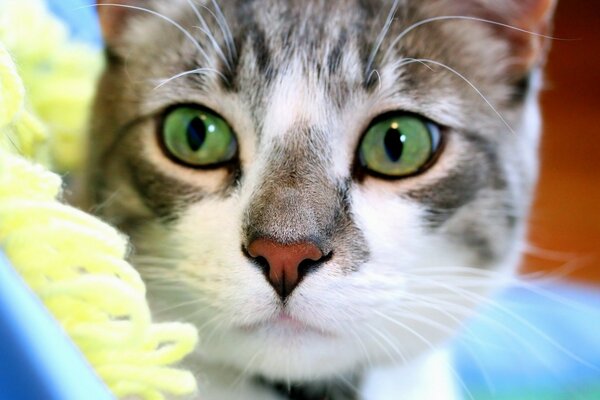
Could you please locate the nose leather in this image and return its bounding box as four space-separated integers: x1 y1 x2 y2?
247 238 324 299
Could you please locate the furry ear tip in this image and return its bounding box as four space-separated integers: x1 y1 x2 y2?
462 0 558 71
96 0 146 46
529 0 557 20
511 0 558 69
458 0 557 30
513 0 557 33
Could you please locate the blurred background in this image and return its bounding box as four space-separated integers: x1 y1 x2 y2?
3 0 599 399
456 1 600 397
522 0 600 285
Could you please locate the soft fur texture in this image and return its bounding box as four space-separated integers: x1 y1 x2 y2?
86 1 554 398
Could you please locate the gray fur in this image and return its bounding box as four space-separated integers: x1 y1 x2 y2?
86 1 551 398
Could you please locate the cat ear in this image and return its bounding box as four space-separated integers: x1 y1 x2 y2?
454 0 557 71
96 0 148 47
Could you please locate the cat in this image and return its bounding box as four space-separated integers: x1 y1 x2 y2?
85 0 556 398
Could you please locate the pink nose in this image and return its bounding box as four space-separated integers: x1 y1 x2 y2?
247 238 324 299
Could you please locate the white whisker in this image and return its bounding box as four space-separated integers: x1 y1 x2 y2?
365 0 401 76
524 243 582 261
380 306 470 340
88 188 122 214
394 309 497 394
382 15 564 65
451 360 476 400
209 0 237 64
405 294 548 357
88 3 213 67
373 309 435 350
232 347 265 390
346 325 375 370
185 0 230 71
372 310 475 400
193 26 229 67
402 265 596 310
403 274 600 371
151 297 205 315
334 371 362 398
153 67 226 89
364 322 408 365
366 69 383 92
395 58 515 134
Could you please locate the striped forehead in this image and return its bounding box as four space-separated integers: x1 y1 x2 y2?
251 58 369 183
261 63 332 142
225 0 376 105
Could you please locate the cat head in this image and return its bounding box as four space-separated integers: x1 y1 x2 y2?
88 0 555 382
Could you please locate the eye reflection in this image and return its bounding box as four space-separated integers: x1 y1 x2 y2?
161 106 237 167
358 114 441 178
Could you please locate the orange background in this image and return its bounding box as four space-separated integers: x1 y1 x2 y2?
521 0 600 284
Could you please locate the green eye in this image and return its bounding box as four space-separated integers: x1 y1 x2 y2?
162 107 237 167
358 114 441 178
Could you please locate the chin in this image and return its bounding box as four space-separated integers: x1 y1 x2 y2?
199 323 365 381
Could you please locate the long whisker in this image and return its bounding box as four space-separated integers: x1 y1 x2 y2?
365 0 401 76
185 0 230 71
523 243 582 261
373 309 435 349
193 26 229 67
388 279 577 362
401 294 553 360
333 371 362 399
151 296 206 316
394 57 515 134
402 265 596 310
231 347 266 390
404 274 600 371
381 15 565 66
88 188 122 214
209 0 237 64
153 67 227 89
529 257 594 283
452 360 476 400
373 310 475 400
88 3 213 66
201 317 228 346
346 325 375 370
390 309 496 393
380 305 471 340
364 323 408 364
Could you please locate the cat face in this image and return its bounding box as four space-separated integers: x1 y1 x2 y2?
88 0 554 382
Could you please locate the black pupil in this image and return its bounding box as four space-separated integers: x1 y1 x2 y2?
186 117 206 151
384 127 404 162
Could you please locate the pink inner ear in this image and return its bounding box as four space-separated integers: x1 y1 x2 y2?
505 0 556 71
451 0 557 71
461 0 556 31
512 0 556 32
96 0 144 45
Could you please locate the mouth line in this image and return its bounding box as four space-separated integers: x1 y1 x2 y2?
238 312 335 337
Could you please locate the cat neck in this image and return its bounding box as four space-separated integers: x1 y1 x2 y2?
190 349 457 399
253 374 361 400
